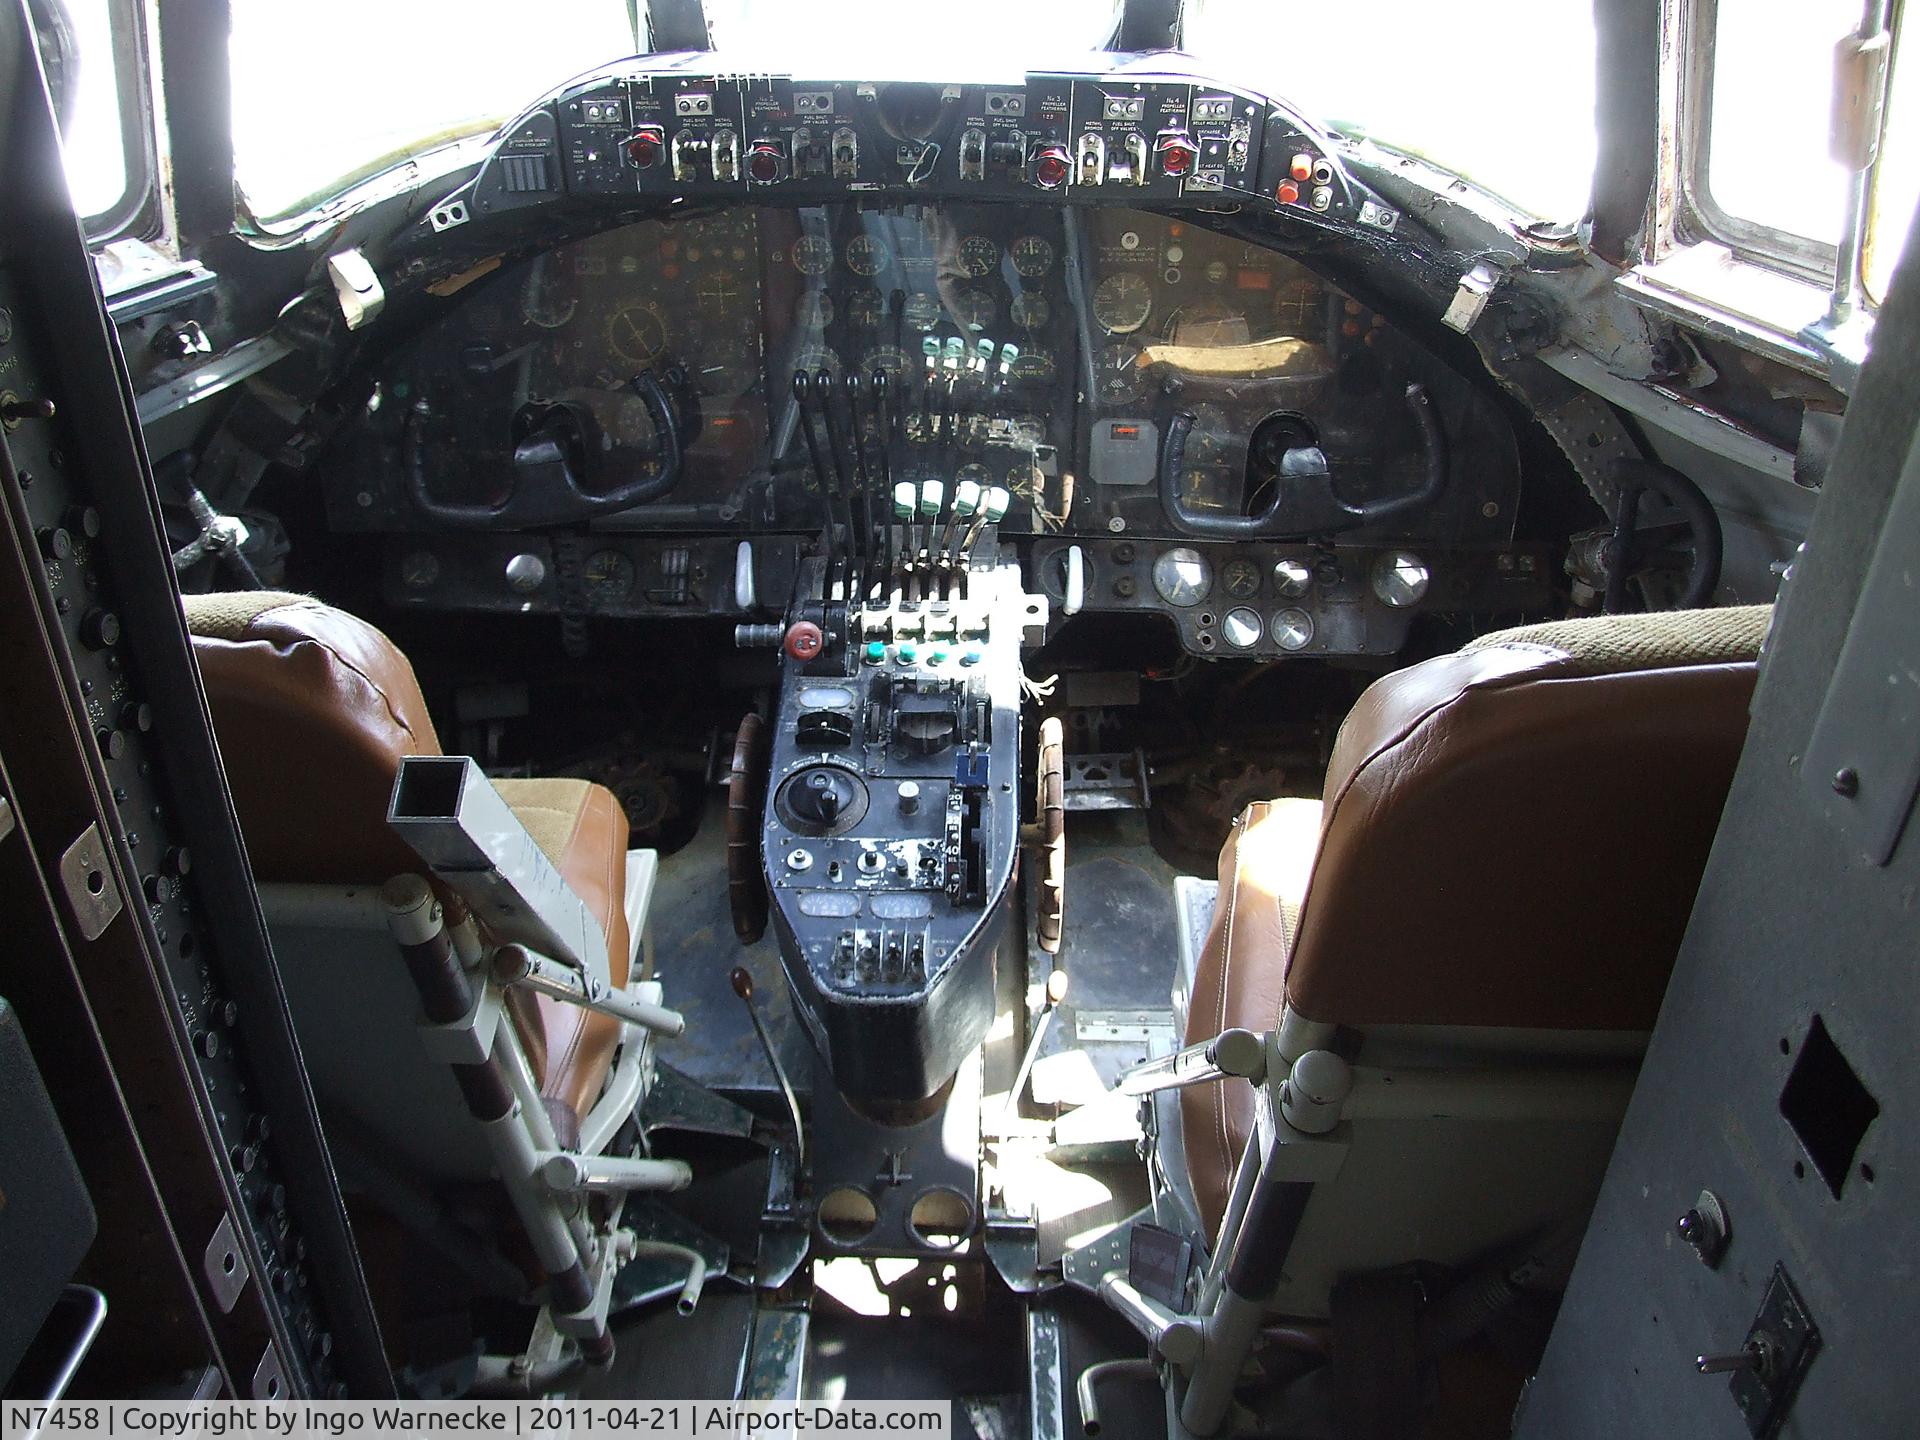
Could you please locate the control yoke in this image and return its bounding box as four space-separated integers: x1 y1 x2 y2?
405 366 690 528
1159 382 1446 539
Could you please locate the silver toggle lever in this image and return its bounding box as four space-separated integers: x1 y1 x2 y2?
732 966 806 1170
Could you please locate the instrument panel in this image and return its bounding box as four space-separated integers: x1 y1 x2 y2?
338 198 1532 652
341 202 1516 537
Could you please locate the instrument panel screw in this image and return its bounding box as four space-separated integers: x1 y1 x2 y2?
1832 767 1860 798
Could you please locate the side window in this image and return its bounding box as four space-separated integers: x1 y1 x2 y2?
1686 0 1914 305
50 0 155 238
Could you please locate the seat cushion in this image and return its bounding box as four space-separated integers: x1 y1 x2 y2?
495 779 632 1124
1180 797 1321 1234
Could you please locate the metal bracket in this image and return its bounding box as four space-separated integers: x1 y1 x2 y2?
1061 1209 1147 1291
1726 1265 1821 1439
57 824 121 940
1442 263 1501 334
427 199 470 233
326 249 384 331
202 1213 251 1314
414 970 503 1065
1062 752 1151 812
250 1344 288 1400
1075 1008 1176 1045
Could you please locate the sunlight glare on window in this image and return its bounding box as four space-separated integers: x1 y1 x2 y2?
1866 12 1920 304
1185 0 1597 220
58 0 127 220
229 0 636 220
1706 0 1857 247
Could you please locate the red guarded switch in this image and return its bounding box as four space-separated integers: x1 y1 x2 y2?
1156 130 1197 177
747 141 786 184
1031 143 1071 189
625 125 666 169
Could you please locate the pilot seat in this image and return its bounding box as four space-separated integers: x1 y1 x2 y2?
1162 605 1771 1431
185 591 695 1369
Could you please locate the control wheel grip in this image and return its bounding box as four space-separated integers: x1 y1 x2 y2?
1035 716 1067 954
727 711 771 944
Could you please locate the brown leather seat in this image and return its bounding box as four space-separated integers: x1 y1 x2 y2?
184 592 630 1133
1182 606 1771 1229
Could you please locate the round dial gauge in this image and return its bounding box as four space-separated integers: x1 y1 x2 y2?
952 287 996 331
583 549 636 601
1273 280 1323 335
794 291 833 329
845 234 891 276
400 550 440 590
957 235 999 278
1272 607 1315 651
1222 607 1263 649
1012 234 1055 277
605 301 669 366
845 290 886 328
791 236 834 276
794 346 843 380
860 345 910 382
1010 293 1051 331
1093 343 1145 407
1151 547 1212 607
1092 272 1154 334
696 272 743 310
1221 558 1261 599
903 293 942 331
1009 347 1056 384
519 266 576 329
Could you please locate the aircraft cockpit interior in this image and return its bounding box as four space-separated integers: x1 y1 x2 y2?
2 2 1915 1436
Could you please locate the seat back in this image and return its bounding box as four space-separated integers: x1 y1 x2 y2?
1285 606 1769 1032
184 592 440 884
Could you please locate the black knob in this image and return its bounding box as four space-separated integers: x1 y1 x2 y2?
78 608 120 649
36 526 71 561
119 701 153 733
65 505 100 539
163 845 191 876
782 765 867 834
96 727 125 761
143 872 177 905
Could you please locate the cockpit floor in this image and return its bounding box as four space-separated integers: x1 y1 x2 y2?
649 795 812 1101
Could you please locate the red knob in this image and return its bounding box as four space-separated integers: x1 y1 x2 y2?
1032 143 1070 189
748 142 785 184
1276 180 1300 205
1156 131 1196 176
625 126 665 168
784 620 825 661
